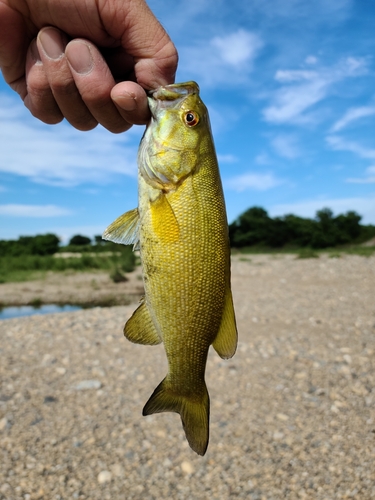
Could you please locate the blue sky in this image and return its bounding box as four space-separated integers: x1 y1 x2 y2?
0 0 374 242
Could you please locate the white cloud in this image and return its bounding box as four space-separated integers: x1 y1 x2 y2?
269 196 375 224
326 136 375 160
217 154 238 163
179 29 263 86
225 172 282 191
0 94 140 186
305 56 318 65
255 153 271 165
331 105 375 132
211 30 262 67
0 204 73 217
271 134 301 159
262 57 369 124
346 165 375 184
275 69 318 82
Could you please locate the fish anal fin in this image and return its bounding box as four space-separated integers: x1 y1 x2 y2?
124 301 161 345
150 193 180 244
212 286 238 359
102 208 139 248
143 377 209 456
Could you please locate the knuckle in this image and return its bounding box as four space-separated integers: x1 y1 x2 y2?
66 112 98 131
105 121 132 134
25 98 63 124
50 78 78 98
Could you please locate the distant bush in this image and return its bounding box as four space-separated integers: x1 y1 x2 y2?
229 206 375 249
69 234 92 246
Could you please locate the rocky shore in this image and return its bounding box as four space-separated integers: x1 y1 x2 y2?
1 254 374 499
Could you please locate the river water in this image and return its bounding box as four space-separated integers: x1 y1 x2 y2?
0 304 82 320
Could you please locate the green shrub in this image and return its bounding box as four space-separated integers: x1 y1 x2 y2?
110 268 128 283
296 248 320 259
69 234 92 246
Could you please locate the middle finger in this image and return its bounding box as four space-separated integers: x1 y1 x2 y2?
37 27 98 131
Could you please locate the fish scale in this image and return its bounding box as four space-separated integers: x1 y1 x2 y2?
103 81 238 455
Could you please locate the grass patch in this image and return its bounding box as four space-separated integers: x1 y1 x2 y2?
0 269 48 283
0 248 135 283
343 246 375 257
233 244 375 259
296 248 320 259
329 252 342 259
29 297 42 308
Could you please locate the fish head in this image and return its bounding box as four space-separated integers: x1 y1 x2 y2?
139 81 212 190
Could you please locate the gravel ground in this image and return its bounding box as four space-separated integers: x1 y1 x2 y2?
0 254 374 500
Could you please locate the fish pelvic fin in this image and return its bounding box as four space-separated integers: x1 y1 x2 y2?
102 207 140 249
212 285 238 359
142 377 210 456
124 301 161 345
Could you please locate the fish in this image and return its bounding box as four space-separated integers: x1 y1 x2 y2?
103 81 237 456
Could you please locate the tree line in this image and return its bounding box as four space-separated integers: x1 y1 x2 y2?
229 207 375 249
1 207 374 256
0 233 60 256
0 233 116 256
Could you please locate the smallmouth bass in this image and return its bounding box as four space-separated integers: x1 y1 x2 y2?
103 81 237 455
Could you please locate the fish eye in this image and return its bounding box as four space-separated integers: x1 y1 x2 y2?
184 111 199 127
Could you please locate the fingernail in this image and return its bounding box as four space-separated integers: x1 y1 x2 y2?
30 39 41 63
39 28 65 60
66 41 93 75
112 92 137 111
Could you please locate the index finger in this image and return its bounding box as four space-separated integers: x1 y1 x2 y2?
109 0 178 89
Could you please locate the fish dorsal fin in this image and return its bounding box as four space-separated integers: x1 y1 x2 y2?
150 193 180 243
102 208 140 248
124 301 161 345
212 286 238 359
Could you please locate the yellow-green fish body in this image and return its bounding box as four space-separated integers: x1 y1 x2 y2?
103 82 237 455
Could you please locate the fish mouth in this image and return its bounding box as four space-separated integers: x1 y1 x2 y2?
148 81 200 115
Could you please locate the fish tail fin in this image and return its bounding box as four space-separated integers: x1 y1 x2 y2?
142 377 210 456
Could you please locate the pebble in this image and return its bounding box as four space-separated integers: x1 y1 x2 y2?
74 380 102 390
0 417 8 431
181 461 194 475
97 470 112 484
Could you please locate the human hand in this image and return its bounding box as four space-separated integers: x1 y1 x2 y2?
0 0 178 132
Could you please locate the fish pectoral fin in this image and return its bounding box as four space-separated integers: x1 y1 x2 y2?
143 377 210 456
150 193 180 243
212 286 238 359
124 301 161 345
102 207 140 248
